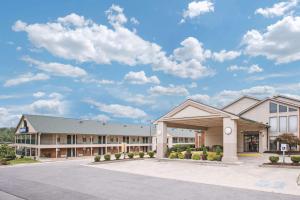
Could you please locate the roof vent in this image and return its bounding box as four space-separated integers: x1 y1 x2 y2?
140 126 143 128
79 121 83 124
102 123 106 126
123 125 127 127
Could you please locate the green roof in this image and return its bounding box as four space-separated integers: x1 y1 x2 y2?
23 115 195 137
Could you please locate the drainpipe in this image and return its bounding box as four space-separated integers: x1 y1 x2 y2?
266 125 269 150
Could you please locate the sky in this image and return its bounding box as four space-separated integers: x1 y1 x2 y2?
1 0 300 127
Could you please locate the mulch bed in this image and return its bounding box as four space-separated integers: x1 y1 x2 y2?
261 163 300 169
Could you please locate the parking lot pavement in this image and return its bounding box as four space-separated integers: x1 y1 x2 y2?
0 159 299 200
87 159 300 196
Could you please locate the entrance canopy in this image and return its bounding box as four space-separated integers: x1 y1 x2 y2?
154 99 267 162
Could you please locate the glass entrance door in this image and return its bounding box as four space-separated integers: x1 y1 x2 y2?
244 132 259 152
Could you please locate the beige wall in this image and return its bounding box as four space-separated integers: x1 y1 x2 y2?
205 126 223 147
224 97 259 115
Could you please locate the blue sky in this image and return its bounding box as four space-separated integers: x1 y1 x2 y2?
1 0 300 127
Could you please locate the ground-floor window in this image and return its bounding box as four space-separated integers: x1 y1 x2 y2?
243 132 259 152
269 137 278 151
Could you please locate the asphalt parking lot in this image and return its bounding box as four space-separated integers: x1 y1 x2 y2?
0 159 299 200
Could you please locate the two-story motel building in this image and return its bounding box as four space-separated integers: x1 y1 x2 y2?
14 114 195 159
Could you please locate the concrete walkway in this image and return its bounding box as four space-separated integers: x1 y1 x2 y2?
87 158 300 196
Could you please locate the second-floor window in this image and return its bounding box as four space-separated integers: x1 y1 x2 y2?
270 102 277 113
83 137 86 143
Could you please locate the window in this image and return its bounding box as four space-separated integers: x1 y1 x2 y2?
172 137 178 143
288 115 298 133
83 137 86 143
269 117 277 132
279 105 287 112
279 116 287 132
269 102 278 113
289 107 297 112
269 137 278 151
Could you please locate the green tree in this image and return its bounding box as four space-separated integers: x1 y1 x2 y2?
276 133 300 151
0 128 15 143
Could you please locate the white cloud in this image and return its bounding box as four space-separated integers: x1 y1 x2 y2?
124 71 160 84
255 0 298 18
16 46 22 51
153 37 215 79
130 17 139 25
181 0 214 23
33 91 46 98
149 85 189 96
123 94 155 105
86 99 147 119
0 107 20 127
0 92 68 127
106 4 128 27
81 78 115 85
242 16 300 64
13 7 215 80
188 94 210 104
4 73 50 87
188 82 198 88
23 56 87 78
213 50 241 62
227 64 263 74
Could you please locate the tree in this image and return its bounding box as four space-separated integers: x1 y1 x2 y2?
276 133 300 151
0 128 15 143
0 144 16 160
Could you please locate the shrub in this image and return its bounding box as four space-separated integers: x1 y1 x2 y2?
216 146 222 156
94 155 100 162
104 154 111 161
128 152 134 159
169 144 195 153
148 151 155 158
178 152 184 159
207 154 214 161
192 152 201 160
139 152 145 158
0 144 16 161
202 147 208 160
184 148 192 159
291 156 300 164
214 155 222 161
269 156 279 164
115 153 121 160
169 152 178 159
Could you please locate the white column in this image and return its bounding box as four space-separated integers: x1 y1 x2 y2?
105 135 107 154
223 118 238 162
37 133 41 159
156 121 167 159
168 136 172 148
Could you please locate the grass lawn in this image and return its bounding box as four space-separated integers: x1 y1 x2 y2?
7 158 40 165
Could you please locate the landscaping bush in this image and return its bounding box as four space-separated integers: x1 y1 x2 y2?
202 147 208 160
115 153 121 160
291 156 300 164
207 154 214 161
148 151 155 158
192 152 201 160
178 152 184 159
139 152 145 158
169 152 178 159
94 155 100 162
269 156 279 163
104 154 111 161
169 144 195 153
184 148 192 159
128 152 134 159
214 155 222 161
216 146 222 156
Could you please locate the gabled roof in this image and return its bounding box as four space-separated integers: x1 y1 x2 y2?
273 95 300 105
222 95 261 110
20 114 155 136
239 97 300 115
155 99 239 124
17 114 195 137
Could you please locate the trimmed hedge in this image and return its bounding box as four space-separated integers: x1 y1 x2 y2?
104 154 111 161
115 153 121 160
148 151 155 158
291 156 300 163
169 152 178 159
192 152 201 160
139 152 145 158
128 152 134 159
178 152 184 159
94 155 100 162
269 156 279 163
